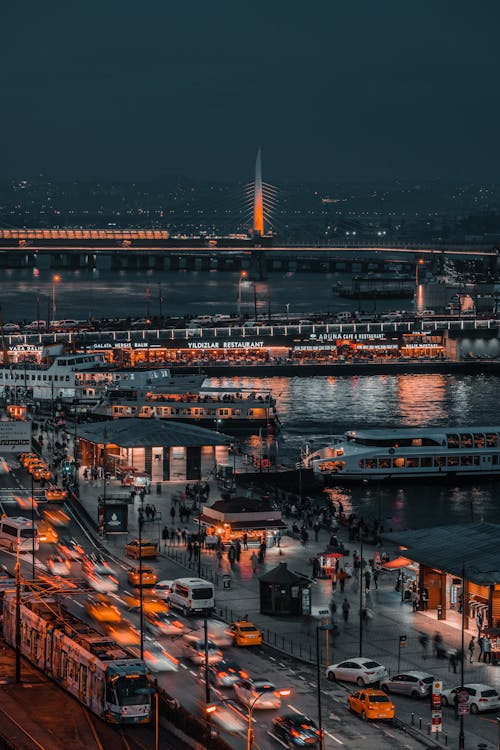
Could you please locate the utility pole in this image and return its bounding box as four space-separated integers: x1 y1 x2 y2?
139 507 145 660
359 540 364 658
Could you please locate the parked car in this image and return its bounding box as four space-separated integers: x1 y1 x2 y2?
272 713 320 746
348 688 395 721
380 671 434 698
442 684 500 714
326 657 388 686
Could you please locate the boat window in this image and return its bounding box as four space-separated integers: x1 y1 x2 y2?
377 458 391 469
473 456 480 465
420 456 433 467
486 433 499 448
434 456 446 467
393 457 405 468
460 455 473 466
493 455 499 465
460 434 472 448
365 459 377 469
411 439 422 447
474 433 485 449
405 457 419 468
359 460 365 469
447 456 459 467
447 434 459 448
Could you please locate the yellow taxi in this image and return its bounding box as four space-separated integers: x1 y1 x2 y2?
43 508 71 527
25 458 45 473
228 620 263 647
19 452 37 467
347 689 395 721
125 539 158 559
45 485 68 502
85 594 122 623
37 520 59 544
31 463 52 481
127 566 157 588
123 592 168 614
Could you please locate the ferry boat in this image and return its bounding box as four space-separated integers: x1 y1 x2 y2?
92 381 278 432
304 426 500 482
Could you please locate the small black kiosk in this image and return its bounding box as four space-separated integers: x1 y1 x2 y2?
259 563 311 617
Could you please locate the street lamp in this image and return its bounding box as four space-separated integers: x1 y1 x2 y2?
359 540 364 658
52 274 61 320
238 270 248 317
316 624 334 750
285 303 290 323
208 689 292 750
30 471 35 581
138 506 145 660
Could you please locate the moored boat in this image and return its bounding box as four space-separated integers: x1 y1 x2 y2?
304 426 500 482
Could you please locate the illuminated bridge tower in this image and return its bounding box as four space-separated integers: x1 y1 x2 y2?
253 147 265 236
246 147 275 278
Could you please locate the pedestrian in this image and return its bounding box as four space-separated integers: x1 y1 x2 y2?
329 598 337 621
242 532 248 551
342 598 350 623
468 636 475 664
364 569 371 591
478 635 485 662
275 530 281 548
476 610 484 636
300 527 308 547
228 545 236 568
410 590 418 612
419 632 429 659
313 521 320 542
187 540 193 561
433 631 443 658
338 568 347 593
170 505 176 522
483 636 492 664
449 650 458 673
331 574 337 593
373 569 379 590
235 539 241 562
161 525 169 551
250 552 258 575
216 548 223 568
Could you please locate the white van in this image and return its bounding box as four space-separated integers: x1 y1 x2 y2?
0 516 39 553
167 577 215 616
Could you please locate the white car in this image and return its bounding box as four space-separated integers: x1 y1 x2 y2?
182 637 222 664
442 683 500 714
152 580 173 599
83 570 119 593
326 658 388 686
3 323 20 332
145 611 185 636
233 678 282 710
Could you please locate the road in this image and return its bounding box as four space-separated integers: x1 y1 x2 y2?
1 459 498 749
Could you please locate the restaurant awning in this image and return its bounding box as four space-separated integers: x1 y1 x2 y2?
383 556 413 569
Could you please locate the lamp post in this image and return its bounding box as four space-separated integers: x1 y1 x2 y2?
316 624 334 750
52 274 61 320
72 397 79 490
15 547 21 683
36 289 40 332
359 540 364 657
246 689 291 750
459 564 466 750
138 506 145 660
102 425 108 538
204 615 210 705
285 303 290 324
31 471 35 581
238 271 247 317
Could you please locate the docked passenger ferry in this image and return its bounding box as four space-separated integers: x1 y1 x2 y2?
304 426 500 482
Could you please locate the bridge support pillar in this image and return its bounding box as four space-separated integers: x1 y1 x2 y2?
248 249 266 280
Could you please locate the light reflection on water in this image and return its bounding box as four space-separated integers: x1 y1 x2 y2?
207 373 500 531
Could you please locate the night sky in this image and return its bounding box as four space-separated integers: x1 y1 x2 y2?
2 1 500 182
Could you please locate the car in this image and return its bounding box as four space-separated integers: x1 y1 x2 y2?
125 538 158 559
127 566 157 587
348 688 395 721
43 508 70 527
145 610 184 636
24 320 47 331
131 318 151 328
47 553 71 576
181 636 222 664
2 323 20 332
37 520 59 544
123 593 167 614
326 658 389 686
152 580 173 599
380 671 434 698
202 659 248 688
272 713 321 746
207 700 247 735
45 485 68 502
442 683 500 714
105 621 141 647
84 569 119 593
58 537 84 560
233 679 283 710
187 619 233 648
19 452 37 467
85 594 121 623
83 553 115 575
228 620 263 647
142 641 179 672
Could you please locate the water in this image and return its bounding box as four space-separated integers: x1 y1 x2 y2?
1 268 415 321
205 373 500 532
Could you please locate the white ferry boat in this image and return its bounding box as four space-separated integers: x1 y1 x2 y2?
304 426 500 482
93 381 278 432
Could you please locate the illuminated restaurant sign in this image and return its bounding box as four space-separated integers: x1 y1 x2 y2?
187 340 265 350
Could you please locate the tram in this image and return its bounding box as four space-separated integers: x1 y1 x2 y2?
2 591 152 724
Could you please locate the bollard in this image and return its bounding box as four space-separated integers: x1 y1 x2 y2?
411 712 415 726
427 723 430 735
444 733 448 746
419 717 422 730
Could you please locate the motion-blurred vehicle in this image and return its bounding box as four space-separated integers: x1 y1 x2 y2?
123 593 167 614
326 658 388 686
181 636 222 664
152 580 173 599
442 684 500 713
142 641 179 672
45 485 68 502
188 619 233 648
125 538 157 559
37 520 59 544
202 660 248 688
207 701 246 735
84 569 119 594
228 620 263 647
47 553 71 576
105 621 140 647
380 671 434 698
272 713 321 746
145 610 184 636
58 537 84 560
233 679 283 710
85 594 121 623
347 689 395 721
19 452 37 467
31 463 51 482
43 508 70 527
127 566 157 587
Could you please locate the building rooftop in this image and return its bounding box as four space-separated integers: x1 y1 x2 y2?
76 418 232 448
383 522 500 585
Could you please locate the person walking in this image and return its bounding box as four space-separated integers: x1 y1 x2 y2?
373 569 379 590
483 636 492 664
242 532 248 551
410 590 418 612
419 632 429 660
468 636 475 664
433 631 443 658
161 525 169 551
478 635 485 662
275 530 281 548
364 569 371 591
170 505 176 523
338 568 347 593
250 552 258 575
342 598 350 624
476 610 484 636
449 650 458 674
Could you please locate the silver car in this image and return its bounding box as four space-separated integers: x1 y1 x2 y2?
380 671 434 698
